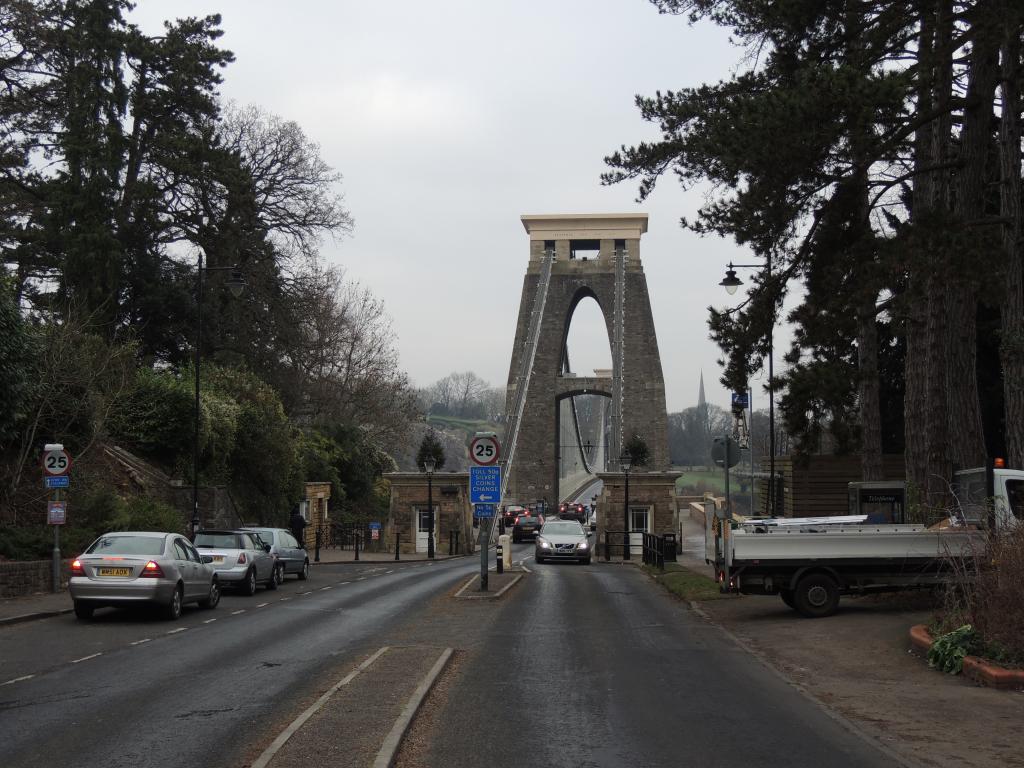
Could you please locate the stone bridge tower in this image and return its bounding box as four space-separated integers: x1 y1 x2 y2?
503 213 669 506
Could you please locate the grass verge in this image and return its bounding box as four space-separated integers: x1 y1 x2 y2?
642 562 731 601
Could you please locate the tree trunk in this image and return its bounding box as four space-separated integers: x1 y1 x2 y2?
857 297 883 480
999 11 1024 469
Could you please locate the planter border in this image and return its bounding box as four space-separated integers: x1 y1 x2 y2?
909 624 1024 690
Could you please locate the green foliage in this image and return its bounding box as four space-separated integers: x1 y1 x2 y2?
624 434 650 467
108 368 193 468
0 283 34 445
416 430 446 472
927 625 979 675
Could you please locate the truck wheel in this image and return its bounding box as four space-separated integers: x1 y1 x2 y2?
793 573 840 618
779 589 796 609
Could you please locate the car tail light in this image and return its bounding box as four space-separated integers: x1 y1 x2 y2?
140 560 165 578
71 559 84 576
237 552 247 564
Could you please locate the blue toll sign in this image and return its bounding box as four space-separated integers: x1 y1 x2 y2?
470 465 502 503
475 504 496 518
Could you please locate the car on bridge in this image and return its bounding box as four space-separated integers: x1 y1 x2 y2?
512 514 544 543
535 520 592 564
558 503 588 524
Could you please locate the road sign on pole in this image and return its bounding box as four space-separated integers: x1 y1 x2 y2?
44 475 70 489
48 500 67 525
475 504 496 518
470 466 502 503
469 434 501 466
42 446 72 476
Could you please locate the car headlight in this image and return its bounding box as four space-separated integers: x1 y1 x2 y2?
537 537 551 549
578 539 589 549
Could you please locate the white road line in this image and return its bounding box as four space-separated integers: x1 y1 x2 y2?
71 653 102 664
279 597 291 601
231 609 246 615
203 619 217 624
521 564 532 573
385 570 394 574
130 638 152 645
250 647 390 768
298 591 312 595
338 581 351 585
357 577 366 581
319 586 331 591
166 627 187 635
1 674 35 686
257 602 269 608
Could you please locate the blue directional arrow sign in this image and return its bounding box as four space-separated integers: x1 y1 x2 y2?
469 465 502 504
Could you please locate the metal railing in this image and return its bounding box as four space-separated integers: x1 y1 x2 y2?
601 530 677 570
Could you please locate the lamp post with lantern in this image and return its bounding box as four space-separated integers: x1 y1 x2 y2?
423 458 436 559
719 259 777 517
620 453 632 560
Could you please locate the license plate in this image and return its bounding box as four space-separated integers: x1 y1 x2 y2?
98 567 132 577
213 556 224 563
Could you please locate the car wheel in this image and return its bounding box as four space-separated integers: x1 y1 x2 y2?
241 568 257 596
512 535 520 543
582 557 592 565
200 579 220 609
265 566 278 590
535 556 545 564
164 585 183 620
793 573 840 618
73 601 94 620
298 560 310 581
274 564 284 586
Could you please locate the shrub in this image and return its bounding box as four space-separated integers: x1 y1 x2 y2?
928 625 978 674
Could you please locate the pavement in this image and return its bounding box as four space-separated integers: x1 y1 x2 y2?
0 547 469 626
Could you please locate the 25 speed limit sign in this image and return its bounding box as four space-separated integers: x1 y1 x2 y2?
42 448 72 476
469 435 501 466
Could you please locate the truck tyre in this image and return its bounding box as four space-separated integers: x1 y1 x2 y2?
793 573 840 618
779 589 796 609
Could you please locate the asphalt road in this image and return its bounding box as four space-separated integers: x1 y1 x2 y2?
3 541 903 768
419 543 899 768
0 557 481 768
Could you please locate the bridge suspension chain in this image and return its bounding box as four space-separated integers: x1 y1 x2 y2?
500 247 555 509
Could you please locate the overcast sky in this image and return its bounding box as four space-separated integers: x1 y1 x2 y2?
131 0 780 413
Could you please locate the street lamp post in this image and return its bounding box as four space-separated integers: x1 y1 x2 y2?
719 258 776 517
423 458 436 559
192 253 245 538
620 453 632 560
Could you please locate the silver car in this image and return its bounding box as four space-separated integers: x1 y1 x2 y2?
193 529 277 595
70 531 221 620
535 520 593 564
242 527 310 582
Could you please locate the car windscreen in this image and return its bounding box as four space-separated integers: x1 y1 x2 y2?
516 516 540 525
542 522 584 536
86 535 165 556
194 533 240 549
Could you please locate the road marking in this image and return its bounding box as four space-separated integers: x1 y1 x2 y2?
231 609 246 615
203 619 217 624
130 638 152 645
1 674 35 686
279 597 291 602
167 627 187 635
71 653 102 664
385 570 394 574
319 586 331 591
373 649 453 768
298 591 312 595
521 564 532 573
251 647 390 768
357 577 366 581
339 581 351 585
257 602 269 608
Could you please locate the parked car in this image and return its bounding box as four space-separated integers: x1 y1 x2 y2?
193 529 277 595
535 520 592 564
69 531 221 620
242 526 310 582
512 514 544 542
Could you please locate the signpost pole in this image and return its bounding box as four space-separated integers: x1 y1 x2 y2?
51 489 61 593
479 508 489 591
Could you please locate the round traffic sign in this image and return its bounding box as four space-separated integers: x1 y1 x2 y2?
469 435 501 466
42 448 72 476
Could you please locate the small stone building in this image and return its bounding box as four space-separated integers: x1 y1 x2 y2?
595 471 682 556
301 481 331 550
384 472 475 555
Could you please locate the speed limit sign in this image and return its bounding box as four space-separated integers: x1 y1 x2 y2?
469 434 501 466
42 445 72 476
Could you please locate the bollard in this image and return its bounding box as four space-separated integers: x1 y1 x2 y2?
449 529 454 556
454 530 460 555
315 525 322 563
394 529 400 561
496 542 504 574
604 531 610 561
354 530 360 561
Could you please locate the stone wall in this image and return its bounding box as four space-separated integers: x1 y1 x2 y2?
0 559 71 598
385 472 474 555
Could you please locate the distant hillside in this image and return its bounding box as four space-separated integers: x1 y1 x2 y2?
387 417 505 473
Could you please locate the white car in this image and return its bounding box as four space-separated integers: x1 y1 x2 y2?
535 520 592 564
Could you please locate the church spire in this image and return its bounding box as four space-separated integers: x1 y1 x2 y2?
697 371 707 411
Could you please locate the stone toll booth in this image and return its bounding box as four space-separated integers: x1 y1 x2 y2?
505 213 671 504
384 472 475 555
595 471 682 554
